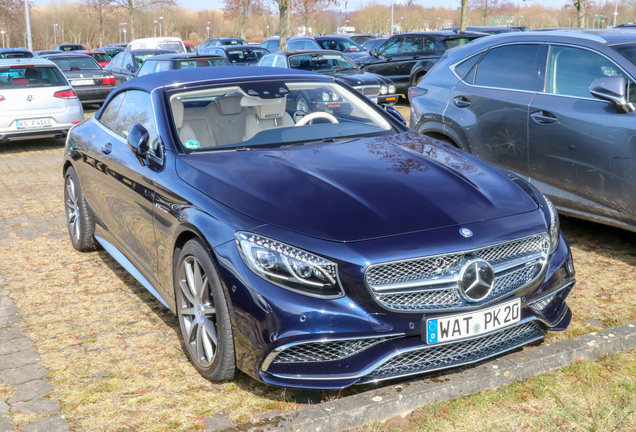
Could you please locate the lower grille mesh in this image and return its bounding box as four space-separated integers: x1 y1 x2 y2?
272 337 388 364
360 321 544 383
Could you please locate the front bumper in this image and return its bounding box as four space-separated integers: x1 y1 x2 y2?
215 225 575 389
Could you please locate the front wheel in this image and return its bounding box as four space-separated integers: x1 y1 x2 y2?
175 239 235 381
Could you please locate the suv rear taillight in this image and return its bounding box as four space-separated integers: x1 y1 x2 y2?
408 87 428 102
54 89 78 99
101 76 115 85
0 95 5 102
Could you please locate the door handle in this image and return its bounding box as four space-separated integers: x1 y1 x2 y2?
101 143 112 155
453 96 471 108
530 111 557 124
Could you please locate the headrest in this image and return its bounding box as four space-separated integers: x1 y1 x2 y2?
217 95 242 115
240 96 286 120
171 98 184 129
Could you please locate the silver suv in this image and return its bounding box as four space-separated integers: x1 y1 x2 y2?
410 30 636 233
0 58 84 143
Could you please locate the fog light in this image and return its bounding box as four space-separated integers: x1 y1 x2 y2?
566 254 575 276
529 291 558 312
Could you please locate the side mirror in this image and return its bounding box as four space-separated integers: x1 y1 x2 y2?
126 63 133 71
127 123 150 161
589 76 635 113
383 103 406 125
370 48 378 57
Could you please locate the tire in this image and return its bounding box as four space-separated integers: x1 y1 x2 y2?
175 239 235 381
64 166 96 252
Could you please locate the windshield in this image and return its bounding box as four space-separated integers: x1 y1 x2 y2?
613 43 636 66
49 56 101 70
289 53 356 71
444 37 480 49
90 53 111 63
318 38 366 53
157 41 185 53
0 51 33 59
169 80 395 152
222 39 247 46
226 48 269 64
0 65 67 87
176 58 229 68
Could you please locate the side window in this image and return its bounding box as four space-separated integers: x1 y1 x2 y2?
422 38 437 53
474 44 540 91
112 53 123 68
259 56 275 67
137 61 154 77
545 45 626 99
123 53 133 70
454 52 484 81
154 61 172 72
112 91 158 148
99 93 125 130
401 36 423 53
378 37 402 55
273 56 287 68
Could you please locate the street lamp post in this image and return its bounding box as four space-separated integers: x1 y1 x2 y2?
266 25 269 38
1 30 5 49
159 16 163 37
154 20 157 37
24 0 33 51
613 0 618 27
123 28 127 43
54 23 58 45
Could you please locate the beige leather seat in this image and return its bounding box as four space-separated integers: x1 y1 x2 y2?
242 97 294 141
207 95 249 146
171 98 197 144
171 98 217 148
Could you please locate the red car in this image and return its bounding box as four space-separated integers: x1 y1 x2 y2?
75 50 111 68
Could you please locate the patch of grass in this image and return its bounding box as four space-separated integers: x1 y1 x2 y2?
353 349 636 432
0 381 15 401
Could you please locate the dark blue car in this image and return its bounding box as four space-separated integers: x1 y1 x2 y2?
63 67 575 389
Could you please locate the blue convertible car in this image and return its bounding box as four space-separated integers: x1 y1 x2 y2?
63 67 576 389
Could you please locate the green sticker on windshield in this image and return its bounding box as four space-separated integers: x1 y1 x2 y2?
184 140 200 150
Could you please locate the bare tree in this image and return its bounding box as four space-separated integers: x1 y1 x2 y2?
223 0 268 40
82 0 113 46
294 0 338 34
572 0 586 27
469 0 502 25
272 0 292 50
460 0 468 31
111 0 175 40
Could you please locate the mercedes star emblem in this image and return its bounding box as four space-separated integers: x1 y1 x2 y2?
458 257 495 302
26 95 33 102
459 228 473 238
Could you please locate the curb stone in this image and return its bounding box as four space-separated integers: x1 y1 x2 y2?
208 322 636 432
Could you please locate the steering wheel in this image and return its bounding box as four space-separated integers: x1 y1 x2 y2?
295 112 339 126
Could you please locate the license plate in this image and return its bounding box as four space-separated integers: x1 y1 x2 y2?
17 118 53 129
72 79 94 86
425 298 521 344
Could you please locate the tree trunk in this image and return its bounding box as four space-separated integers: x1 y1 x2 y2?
241 4 247 40
98 6 104 47
460 0 468 32
128 0 135 40
572 0 586 28
279 0 291 51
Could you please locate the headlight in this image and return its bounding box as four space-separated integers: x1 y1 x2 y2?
543 195 560 254
388 84 396 94
379 85 388 95
331 92 339 101
321 91 331 102
235 232 342 298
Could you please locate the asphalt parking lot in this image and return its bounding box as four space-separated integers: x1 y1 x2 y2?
0 117 634 430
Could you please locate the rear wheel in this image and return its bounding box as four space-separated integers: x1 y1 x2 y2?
175 239 235 381
64 166 96 252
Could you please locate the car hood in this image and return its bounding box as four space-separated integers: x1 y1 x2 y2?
327 69 389 86
175 131 538 242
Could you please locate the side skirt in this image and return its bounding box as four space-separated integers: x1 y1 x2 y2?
95 235 170 309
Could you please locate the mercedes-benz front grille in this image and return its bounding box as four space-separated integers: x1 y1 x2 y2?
365 234 550 312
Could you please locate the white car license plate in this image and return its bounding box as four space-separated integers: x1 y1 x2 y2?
16 118 53 129
426 298 521 344
72 79 94 86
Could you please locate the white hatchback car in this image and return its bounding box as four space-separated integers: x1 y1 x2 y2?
0 58 84 142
